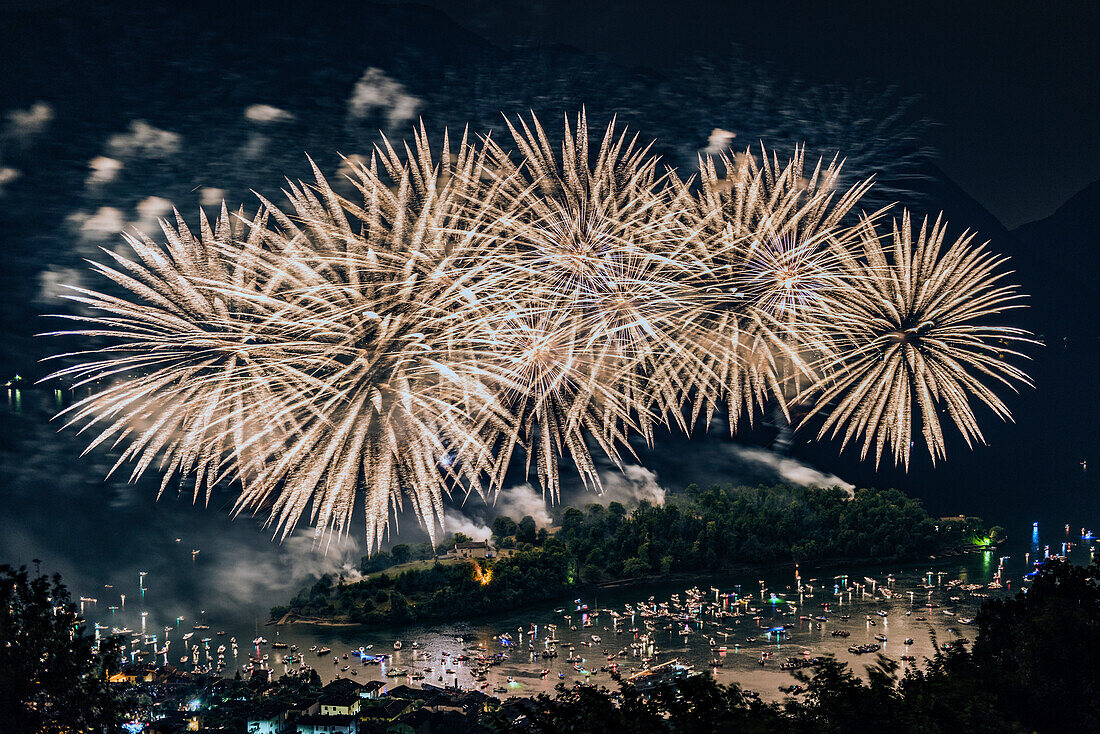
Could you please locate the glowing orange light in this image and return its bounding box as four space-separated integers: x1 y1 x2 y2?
471 560 493 586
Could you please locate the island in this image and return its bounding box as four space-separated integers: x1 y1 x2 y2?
272 483 1001 627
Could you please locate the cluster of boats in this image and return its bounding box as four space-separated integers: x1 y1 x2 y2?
94 550 1056 697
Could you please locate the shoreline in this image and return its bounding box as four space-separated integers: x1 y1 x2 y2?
272 544 991 628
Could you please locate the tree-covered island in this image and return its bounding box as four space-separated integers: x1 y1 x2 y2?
273 483 1000 627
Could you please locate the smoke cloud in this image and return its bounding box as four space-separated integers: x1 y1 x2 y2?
704 127 737 154
443 511 493 541
199 187 226 207
36 265 86 305
0 166 19 194
106 120 181 159
723 445 854 493
346 68 421 129
594 464 667 506
86 156 123 187
4 101 54 141
244 104 295 124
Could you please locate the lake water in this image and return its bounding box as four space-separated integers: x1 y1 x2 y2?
89 529 1096 701
1 389 1096 700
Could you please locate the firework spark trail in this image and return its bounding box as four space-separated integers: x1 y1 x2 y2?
798 211 1034 468
47 112 1032 550
662 146 884 435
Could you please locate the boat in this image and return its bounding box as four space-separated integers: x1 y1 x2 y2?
317 647 331 656
625 660 698 691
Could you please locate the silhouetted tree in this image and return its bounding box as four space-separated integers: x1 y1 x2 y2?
516 515 538 544
391 544 412 565
0 564 128 732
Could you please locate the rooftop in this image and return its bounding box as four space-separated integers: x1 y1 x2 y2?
322 677 363 695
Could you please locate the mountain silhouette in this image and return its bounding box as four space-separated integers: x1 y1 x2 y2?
794 168 1098 522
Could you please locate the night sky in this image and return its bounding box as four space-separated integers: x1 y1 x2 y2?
393 0 1099 228
0 0 1096 584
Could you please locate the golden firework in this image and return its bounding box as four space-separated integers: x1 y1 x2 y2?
47 113 1032 549
798 212 1033 467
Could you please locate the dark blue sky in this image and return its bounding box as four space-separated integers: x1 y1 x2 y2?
394 0 1098 228
0 0 1094 582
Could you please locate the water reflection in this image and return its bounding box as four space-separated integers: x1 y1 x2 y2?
2 389 1096 700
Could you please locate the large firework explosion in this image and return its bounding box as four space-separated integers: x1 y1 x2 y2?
48 113 1030 549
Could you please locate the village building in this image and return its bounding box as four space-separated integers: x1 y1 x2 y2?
454 540 491 559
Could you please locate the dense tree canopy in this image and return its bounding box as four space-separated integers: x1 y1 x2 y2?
282 484 983 626
0 564 129 732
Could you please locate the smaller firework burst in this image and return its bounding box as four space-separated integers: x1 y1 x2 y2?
799 212 1034 467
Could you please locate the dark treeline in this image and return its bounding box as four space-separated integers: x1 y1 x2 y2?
0 564 131 731
276 483 995 625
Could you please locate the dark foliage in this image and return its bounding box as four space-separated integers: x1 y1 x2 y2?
0 564 130 733
281 484 979 625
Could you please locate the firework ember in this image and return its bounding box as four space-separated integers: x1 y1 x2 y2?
47 113 1032 549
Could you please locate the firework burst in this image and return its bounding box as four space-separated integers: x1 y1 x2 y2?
664 146 879 433
47 204 292 502
465 112 701 496
798 211 1033 467
47 112 1032 549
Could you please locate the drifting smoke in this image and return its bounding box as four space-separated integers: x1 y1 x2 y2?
244 104 295 124
66 207 126 244
86 156 123 187
346 67 421 128
443 463 667 541
493 484 556 527
703 128 737 155
198 187 226 206
207 530 364 611
105 120 181 160
4 101 54 142
594 464 668 506
443 511 493 541
0 166 20 194
718 445 854 495
36 265 86 305
443 483 555 540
